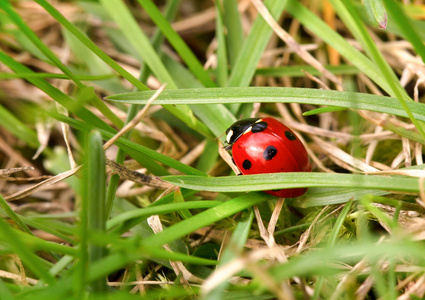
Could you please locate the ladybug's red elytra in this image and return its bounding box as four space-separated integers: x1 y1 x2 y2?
225 117 311 198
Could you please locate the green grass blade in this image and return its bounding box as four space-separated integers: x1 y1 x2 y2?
0 72 115 80
107 201 221 230
229 0 288 87
21 246 213 299
189 103 237 140
105 0 181 218
161 50 203 88
142 192 273 248
226 0 288 114
334 0 425 139
353 3 425 40
20 216 75 244
162 173 421 194
215 2 228 87
76 179 88 293
328 200 354 247
204 210 254 300
106 87 425 123
0 0 83 88
85 131 107 292
384 0 425 64
285 0 397 99
139 0 180 82
107 132 204 176
269 240 425 280
75 131 108 295
100 0 177 89
84 245 217 286
34 0 149 91
289 187 388 207
255 65 360 77
223 0 244 67
0 104 39 148
174 188 193 220
0 50 113 132
162 104 214 138
137 0 216 87
363 0 387 28
105 107 139 219
0 279 13 300
49 112 169 175
4 229 76 256
48 111 204 176
0 194 32 235
98 0 213 136
361 197 393 231
160 55 237 138
0 218 55 284
49 255 74 277
76 86 124 129
61 28 126 96
274 223 311 237
312 199 354 299
379 121 424 144
303 106 347 116
222 210 253 264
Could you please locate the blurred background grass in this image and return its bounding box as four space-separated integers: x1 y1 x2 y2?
0 0 425 299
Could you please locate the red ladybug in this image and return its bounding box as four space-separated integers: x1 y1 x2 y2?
225 117 311 198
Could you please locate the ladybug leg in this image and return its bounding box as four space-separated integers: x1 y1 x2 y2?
224 144 233 151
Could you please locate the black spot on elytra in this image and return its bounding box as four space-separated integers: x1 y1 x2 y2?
251 121 268 133
285 130 296 141
263 145 277 161
243 159 252 170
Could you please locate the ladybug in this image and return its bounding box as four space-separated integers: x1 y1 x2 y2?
225 117 311 198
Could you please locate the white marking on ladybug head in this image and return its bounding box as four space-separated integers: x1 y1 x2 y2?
243 126 253 135
226 129 233 144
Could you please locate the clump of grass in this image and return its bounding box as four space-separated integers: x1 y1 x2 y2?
0 0 425 299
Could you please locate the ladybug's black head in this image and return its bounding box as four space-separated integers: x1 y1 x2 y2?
225 118 267 149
